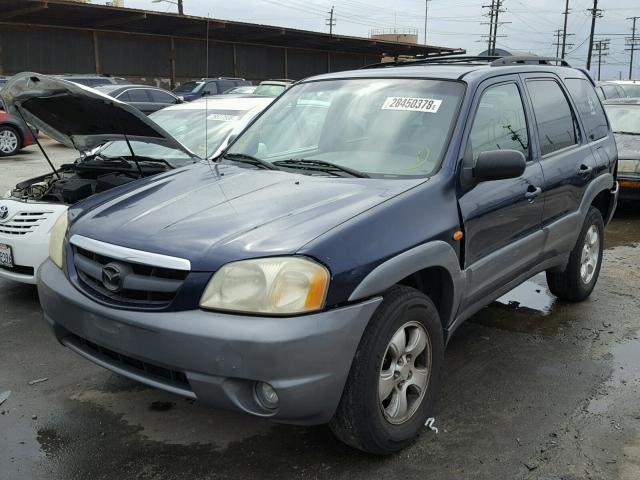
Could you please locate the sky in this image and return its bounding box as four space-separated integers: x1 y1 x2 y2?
101 0 639 80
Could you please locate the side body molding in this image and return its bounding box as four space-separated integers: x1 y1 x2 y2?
348 240 465 327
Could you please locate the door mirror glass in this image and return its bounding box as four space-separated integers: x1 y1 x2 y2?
472 150 526 181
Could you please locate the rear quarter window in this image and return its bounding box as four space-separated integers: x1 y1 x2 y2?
564 78 609 142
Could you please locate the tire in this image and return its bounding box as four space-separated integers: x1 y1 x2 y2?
330 285 444 454
0 125 21 157
546 206 604 302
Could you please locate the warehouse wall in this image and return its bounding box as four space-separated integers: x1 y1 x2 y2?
0 24 377 86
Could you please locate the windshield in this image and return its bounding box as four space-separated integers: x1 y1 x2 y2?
173 81 202 94
619 84 640 98
99 104 261 161
228 78 464 178
605 104 640 134
253 84 287 96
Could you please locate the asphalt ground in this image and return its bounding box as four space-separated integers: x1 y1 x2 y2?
1 141 640 479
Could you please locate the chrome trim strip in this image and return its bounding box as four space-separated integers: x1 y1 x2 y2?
69 235 191 271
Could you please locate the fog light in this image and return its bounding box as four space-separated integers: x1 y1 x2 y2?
255 381 279 410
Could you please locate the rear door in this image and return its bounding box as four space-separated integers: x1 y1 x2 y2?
521 75 598 258
458 76 545 308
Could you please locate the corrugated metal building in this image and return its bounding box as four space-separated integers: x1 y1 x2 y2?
0 0 464 87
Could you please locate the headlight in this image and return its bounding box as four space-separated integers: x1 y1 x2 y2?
200 257 330 315
49 212 69 269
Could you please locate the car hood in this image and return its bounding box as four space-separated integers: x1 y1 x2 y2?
614 133 640 160
0 72 199 159
70 163 423 271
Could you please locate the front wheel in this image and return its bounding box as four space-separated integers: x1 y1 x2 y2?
546 206 604 302
330 286 444 454
0 126 21 157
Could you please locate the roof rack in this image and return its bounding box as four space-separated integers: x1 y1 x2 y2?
361 55 572 69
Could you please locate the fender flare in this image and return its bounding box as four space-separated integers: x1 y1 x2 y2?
348 240 464 326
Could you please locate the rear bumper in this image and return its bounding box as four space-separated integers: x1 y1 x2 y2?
618 174 640 202
38 259 382 425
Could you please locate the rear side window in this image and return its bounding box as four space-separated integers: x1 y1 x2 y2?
468 82 530 161
202 82 218 95
601 84 619 99
527 80 578 156
148 90 176 103
126 89 151 102
564 78 609 142
217 80 236 93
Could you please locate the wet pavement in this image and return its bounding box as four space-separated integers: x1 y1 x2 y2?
1 146 640 479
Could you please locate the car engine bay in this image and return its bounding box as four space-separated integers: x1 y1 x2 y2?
10 156 172 204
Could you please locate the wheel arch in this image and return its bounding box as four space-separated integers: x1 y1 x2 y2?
348 241 464 330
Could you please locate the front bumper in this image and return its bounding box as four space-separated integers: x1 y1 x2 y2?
38 259 382 425
618 173 640 202
0 200 67 284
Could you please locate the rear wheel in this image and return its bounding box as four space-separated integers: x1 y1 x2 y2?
546 206 604 302
0 126 21 156
330 286 444 454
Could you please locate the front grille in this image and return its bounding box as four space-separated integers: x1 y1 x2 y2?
68 332 190 388
0 211 53 236
72 245 188 308
0 263 35 276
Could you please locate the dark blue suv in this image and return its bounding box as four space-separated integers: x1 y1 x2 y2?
32 56 618 454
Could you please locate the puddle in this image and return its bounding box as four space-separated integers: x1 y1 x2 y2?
587 333 640 415
471 276 565 335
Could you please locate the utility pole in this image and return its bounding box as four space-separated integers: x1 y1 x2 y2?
482 0 508 55
593 39 609 80
325 5 336 35
586 0 603 71
424 0 432 45
561 0 570 58
554 29 563 58
177 0 183 15
626 17 640 80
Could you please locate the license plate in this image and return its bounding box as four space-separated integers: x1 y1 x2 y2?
0 243 13 269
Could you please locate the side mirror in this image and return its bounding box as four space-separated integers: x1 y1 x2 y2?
472 150 526 181
177 96 184 103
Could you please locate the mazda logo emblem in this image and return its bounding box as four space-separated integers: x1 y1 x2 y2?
102 263 123 293
0 206 8 221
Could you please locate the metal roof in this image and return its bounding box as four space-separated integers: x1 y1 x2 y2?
0 0 465 57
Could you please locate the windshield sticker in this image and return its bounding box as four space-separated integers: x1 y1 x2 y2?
207 113 239 122
382 97 442 113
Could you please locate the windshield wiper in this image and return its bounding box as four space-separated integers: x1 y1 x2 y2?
221 153 279 170
272 159 369 178
613 131 640 136
98 155 179 169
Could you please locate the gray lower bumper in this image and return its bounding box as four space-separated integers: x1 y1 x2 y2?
38 260 382 425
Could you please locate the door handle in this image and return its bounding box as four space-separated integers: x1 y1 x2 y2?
578 164 593 175
525 186 542 200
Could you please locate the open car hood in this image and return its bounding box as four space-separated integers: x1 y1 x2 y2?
0 72 200 159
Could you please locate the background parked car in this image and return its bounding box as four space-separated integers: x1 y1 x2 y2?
603 98 640 201
223 85 257 95
55 74 130 87
252 79 294 96
173 77 251 101
611 80 640 99
0 76 8 90
95 85 182 115
0 99 36 156
596 81 627 100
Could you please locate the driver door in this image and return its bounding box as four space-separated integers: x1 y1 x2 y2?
457 77 545 309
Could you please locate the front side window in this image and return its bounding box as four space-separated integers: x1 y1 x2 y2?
565 78 609 142
527 80 579 156
126 89 151 102
149 90 176 103
173 81 201 94
229 78 465 178
468 82 529 161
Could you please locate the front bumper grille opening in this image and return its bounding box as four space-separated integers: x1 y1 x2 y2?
71 333 189 387
0 211 53 237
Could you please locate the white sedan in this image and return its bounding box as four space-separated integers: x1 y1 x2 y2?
0 74 272 284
